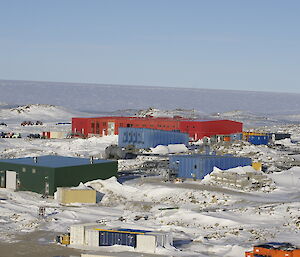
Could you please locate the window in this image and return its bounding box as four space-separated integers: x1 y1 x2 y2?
91 122 95 133
22 167 26 172
96 122 100 134
103 122 106 126
194 165 197 169
32 168 36 174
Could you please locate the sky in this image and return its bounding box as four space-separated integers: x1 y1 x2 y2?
0 0 300 93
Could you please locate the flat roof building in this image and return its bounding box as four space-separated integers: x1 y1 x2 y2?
0 155 117 195
72 116 242 141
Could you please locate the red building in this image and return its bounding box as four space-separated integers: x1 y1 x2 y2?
72 116 242 140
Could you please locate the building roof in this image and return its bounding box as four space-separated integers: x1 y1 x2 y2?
0 155 113 168
255 242 299 251
73 116 216 122
82 251 170 257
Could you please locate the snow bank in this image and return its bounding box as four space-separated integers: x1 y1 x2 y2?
274 138 294 146
268 167 300 189
85 177 138 198
202 166 258 182
150 145 169 155
150 144 188 154
0 104 85 122
70 182 92 190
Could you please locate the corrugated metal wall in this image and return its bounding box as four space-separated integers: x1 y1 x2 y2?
99 231 137 247
70 224 173 253
268 133 291 141
248 135 269 145
0 159 117 196
56 188 96 204
179 120 243 140
169 154 252 179
118 127 189 149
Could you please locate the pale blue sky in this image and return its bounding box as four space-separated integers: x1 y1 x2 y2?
1 0 300 93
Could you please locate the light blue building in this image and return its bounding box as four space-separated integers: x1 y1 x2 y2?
118 127 189 149
169 154 252 179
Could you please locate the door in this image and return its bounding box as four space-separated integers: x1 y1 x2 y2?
6 171 17 190
0 176 4 188
45 182 50 195
107 122 115 136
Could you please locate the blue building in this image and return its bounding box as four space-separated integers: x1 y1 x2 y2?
248 135 269 145
118 127 189 149
169 154 252 179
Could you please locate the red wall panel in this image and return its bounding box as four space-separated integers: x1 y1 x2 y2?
72 117 242 140
179 120 243 140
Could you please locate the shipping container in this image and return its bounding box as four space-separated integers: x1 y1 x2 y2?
70 223 173 254
145 231 173 248
268 133 291 141
252 162 262 171
42 131 51 138
169 154 252 180
85 228 100 247
70 223 99 245
248 135 269 145
97 229 147 248
243 132 267 141
49 131 68 139
93 228 154 248
118 127 189 149
136 234 157 253
211 133 242 143
223 136 231 142
56 187 97 205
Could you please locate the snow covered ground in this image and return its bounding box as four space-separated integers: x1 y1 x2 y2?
0 104 300 256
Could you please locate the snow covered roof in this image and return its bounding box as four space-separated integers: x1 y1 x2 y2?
0 155 114 168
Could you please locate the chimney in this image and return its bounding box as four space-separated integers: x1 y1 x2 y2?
33 157 37 163
90 156 94 164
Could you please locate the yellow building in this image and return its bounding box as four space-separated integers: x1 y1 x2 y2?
56 187 97 204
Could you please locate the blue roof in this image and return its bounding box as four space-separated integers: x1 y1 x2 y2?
0 155 114 168
118 228 152 233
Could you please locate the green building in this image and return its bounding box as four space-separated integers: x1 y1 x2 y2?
0 155 117 195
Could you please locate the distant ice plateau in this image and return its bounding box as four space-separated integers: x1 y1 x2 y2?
1 80 300 116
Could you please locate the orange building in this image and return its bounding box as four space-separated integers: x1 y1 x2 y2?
245 243 300 257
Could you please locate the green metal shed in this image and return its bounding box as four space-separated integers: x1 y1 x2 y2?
0 155 117 195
